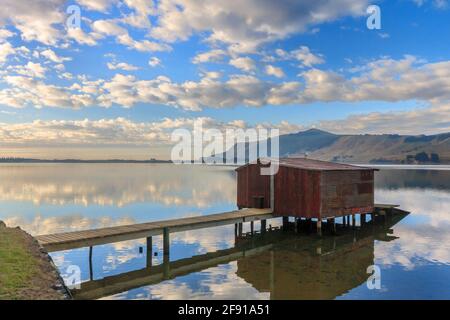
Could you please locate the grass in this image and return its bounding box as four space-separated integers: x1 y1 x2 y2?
0 228 39 300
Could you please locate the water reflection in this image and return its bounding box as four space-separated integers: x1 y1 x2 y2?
71 212 407 300
0 164 449 299
374 170 450 269
0 164 236 235
0 164 235 208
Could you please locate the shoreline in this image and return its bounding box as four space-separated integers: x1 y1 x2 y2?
0 221 71 300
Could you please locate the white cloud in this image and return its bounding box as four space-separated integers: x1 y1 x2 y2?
59 72 74 80
148 57 162 67
120 0 154 29
229 57 256 72
0 41 15 63
118 34 171 52
0 28 15 42
271 46 325 68
76 0 117 12
150 0 369 52
107 61 139 71
2 56 450 113
0 116 298 147
299 56 450 104
0 0 65 45
192 49 227 64
67 27 100 46
265 65 285 78
10 62 47 78
96 73 304 110
292 46 325 67
0 99 449 150
318 102 450 135
41 49 72 63
91 19 171 52
0 75 94 109
91 19 127 36
201 71 222 80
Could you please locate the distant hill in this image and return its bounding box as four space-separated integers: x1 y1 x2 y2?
213 129 450 164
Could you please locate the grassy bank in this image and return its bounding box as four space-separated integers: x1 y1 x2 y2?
0 223 67 300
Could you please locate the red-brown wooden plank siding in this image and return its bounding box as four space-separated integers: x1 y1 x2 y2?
320 170 374 218
273 166 321 218
236 164 270 208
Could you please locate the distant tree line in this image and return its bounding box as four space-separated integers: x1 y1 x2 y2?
405 152 440 164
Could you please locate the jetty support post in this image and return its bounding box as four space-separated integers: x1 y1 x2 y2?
295 218 300 233
317 219 322 236
89 246 93 281
163 227 170 257
328 218 336 234
282 216 289 230
352 214 356 228
163 251 170 280
146 236 152 268
269 250 275 299
238 222 243 236
261 219 267 233
250 221 254 235
361 213 366 226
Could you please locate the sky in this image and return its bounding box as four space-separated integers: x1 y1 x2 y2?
1 0 450 159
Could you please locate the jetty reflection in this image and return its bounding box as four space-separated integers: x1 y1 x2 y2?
72 210 409 300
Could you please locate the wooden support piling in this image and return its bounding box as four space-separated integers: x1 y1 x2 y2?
352 214 356 228
307 218 312 232
317 220 322 236
89 246 93 281
261 219 267 233
282 216 289 230
295 218 300 233
269 250 275 300
361 213 366 226
163 227 170 256
146 237 152 268
250 221 254 235
238 223 243 236
163 252 170 280
328 218 336 234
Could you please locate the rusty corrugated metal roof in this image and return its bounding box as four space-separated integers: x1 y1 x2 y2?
236 158 376 171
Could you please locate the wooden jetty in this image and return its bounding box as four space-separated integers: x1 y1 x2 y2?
71 209 409 300
36 204 403 254
36 208 273 252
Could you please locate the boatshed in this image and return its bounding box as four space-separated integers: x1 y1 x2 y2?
236 158 377 221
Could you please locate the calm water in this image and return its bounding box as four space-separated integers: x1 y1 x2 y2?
0 163 449 300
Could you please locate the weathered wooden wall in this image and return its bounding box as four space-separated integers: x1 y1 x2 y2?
236 164 271 209
320 170 374 218
273 166 322 218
